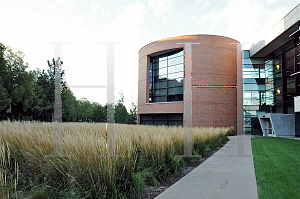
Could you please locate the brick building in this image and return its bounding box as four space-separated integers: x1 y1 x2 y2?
138 35 243 134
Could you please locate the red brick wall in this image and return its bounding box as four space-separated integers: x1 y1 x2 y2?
138 35 240 128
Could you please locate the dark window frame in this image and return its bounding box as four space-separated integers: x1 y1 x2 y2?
149 49 184 103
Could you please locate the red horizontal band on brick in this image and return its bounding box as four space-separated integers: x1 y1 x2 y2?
192 85 237 88
192 85 237 86
192 87 237 88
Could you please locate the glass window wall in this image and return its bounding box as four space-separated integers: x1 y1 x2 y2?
149 50 184 103
140 113 183 126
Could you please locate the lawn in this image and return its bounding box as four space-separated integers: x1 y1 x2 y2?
251 137 300 199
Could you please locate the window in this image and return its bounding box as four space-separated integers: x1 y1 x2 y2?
140 114 183 126
243 64 265 78
149 49 184 103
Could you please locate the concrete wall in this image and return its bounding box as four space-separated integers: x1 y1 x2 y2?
296 113 300 137
270 114 295 136
258 113 295 136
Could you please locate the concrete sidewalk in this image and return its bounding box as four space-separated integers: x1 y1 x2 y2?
156 135 259 199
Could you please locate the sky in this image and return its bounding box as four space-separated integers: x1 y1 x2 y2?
0 0 299 111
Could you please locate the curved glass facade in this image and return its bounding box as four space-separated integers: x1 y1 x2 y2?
149 49 184 103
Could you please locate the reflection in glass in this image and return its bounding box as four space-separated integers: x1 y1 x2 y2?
244 84 265 91
154 69 159 77
244 106 259 111
244 71 260 78
244 67 259 72
153 120 167 125
168 87 183 95
159 57 167 62
274 55 281 65
168 121 183 126
244 91 260 105
169 56 183 66
276 94 282 103
284 67 295 76
266 92 274 105
140 113 183 126
285 58 294 69
159 60 167 68
153 96 167 102
284 48 294 60
169 78 183 87
159 67 167 76
287 81 295 93
167 94 183 102
159 75 167 79
169 63 183 74
275 79 283 87
260 69 265 78
153 81 167 89
149 49 184 103
153 89 167 95
168 50 183 59
245 111 257 116
168 72 183 80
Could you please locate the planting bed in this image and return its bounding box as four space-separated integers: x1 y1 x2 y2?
0 121 231 198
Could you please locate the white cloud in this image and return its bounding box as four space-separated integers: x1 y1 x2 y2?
89 2 110 18
148 0 173 19
162 16 168 24
100 6 111 18
90 2 101 12
102 2 147 42
195 0 289 49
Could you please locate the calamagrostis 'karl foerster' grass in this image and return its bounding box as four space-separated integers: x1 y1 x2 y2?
0 121 230 198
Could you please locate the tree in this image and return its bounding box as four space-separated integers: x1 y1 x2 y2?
77 97 93 122
0 43 73 122
0 76 11 115
62 88 77 122
114 92 129 124
2 45 35 120
31 58 67 122
0 44 11 117
127 102 137 124
91 102 106 122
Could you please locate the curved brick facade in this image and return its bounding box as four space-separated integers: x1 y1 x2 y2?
138 35 242 130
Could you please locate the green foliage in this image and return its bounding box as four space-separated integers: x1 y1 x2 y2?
62 89 77 122
114 92 129 124
0 44 11 112
0 44 36 120
91 102 106 123
77 98 93 122
128 102 137 124
0 76 11 111
115 103 128 124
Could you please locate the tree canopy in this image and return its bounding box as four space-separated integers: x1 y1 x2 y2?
0 43 137 124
